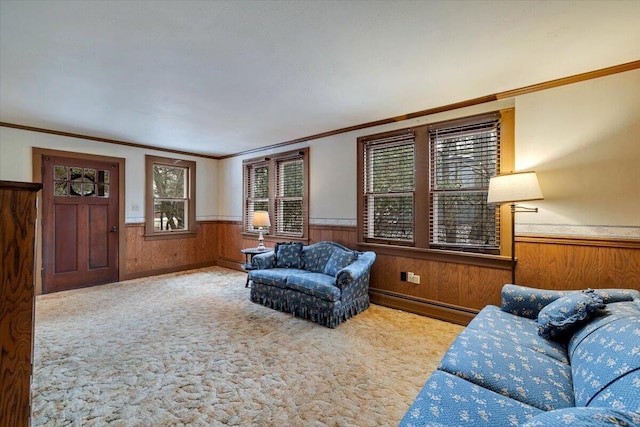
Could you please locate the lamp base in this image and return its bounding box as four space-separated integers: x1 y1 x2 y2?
257 229 265 251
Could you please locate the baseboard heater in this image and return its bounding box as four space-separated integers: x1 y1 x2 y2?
368 288 478 326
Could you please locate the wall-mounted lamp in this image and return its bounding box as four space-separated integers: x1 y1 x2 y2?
487 171 543 284
252 211 271 251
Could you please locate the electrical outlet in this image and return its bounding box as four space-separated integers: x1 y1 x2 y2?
131 202 140 212
407 272 421 284
400 272 407 281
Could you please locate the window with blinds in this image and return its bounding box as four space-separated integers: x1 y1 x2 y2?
243 148 308 239
429 116 500 251
276 156 304 236
358 111 505 255
245 161 269 232
362 132 415 243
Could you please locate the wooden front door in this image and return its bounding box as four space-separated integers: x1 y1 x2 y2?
41 155 119 293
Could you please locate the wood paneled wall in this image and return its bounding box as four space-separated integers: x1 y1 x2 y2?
370 254 510 311
368 236 640 324
122 221 640 325
216 223 358 269
123 221 218 279
517 236 640 290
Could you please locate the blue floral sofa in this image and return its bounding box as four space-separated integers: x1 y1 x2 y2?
248 241 376 328
399 284 640 426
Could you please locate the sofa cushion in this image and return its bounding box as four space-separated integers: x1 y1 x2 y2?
468 306 569 364
568 301 640 359
537 290 605 340
249 268 305 288
302 243 335 273
323 249 357 276
571 317 640 407
520 406 640 427
439 328 574 411
285 272 341 302
587 368 640 414
398 370 542 427
274 242 304 268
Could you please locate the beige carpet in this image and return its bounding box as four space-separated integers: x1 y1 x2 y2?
32 267 464 426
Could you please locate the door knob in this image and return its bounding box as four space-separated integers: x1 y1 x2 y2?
111 226 117 233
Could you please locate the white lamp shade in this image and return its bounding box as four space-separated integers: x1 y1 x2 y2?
252 211 271 228
487 171 543 204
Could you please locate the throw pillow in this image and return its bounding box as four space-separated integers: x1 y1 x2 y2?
537 289 605 340
521 406 640 427
274 242 304 269
323 249 357 276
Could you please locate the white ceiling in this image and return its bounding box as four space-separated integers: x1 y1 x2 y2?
1 1 639 157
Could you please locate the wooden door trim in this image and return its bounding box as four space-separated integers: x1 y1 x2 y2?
32 147 126 295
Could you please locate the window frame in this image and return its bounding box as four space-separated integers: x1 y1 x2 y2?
428 115 501 253
361 130 417 246
357 109 514 260
145 155 196 240
243 148 309 242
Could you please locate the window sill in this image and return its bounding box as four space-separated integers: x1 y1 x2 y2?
144 231 197 241
356 242 512 269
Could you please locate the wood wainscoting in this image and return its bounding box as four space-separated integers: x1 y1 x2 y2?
129 221 640 326
367 253 509 325
216 222 359 270
123 221 218 280
212 221 640 325
516 235 640 290
368 235 640 325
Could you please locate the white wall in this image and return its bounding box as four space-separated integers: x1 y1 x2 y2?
516 69 640 238
218 99 515 225
0 127 218 223
216 70 640 239
3 69 639 239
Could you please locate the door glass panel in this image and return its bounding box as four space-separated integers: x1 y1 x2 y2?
97 184 109 198
70 182 82 196
83 168 96 183
54 166 111 198
70 167 83 181
54 166 67 181
82 183 96 196
54 182 68 196
98 170 110 184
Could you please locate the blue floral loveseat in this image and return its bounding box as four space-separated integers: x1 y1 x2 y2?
400 284 640 426
248 241 376 328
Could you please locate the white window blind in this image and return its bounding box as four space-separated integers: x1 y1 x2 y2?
429 117 500 251
244 161 269 232
276 155 304 236
243 149 308 238
363 132 415 243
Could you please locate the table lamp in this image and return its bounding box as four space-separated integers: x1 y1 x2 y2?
252 211 271 251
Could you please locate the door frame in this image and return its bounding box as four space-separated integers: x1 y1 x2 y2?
32 147 126 295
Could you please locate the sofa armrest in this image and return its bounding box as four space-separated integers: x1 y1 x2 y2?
500 284 568 319
336 252 376 294
251 251 275 269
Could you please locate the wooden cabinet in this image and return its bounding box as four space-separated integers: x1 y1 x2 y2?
1 181 42 427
